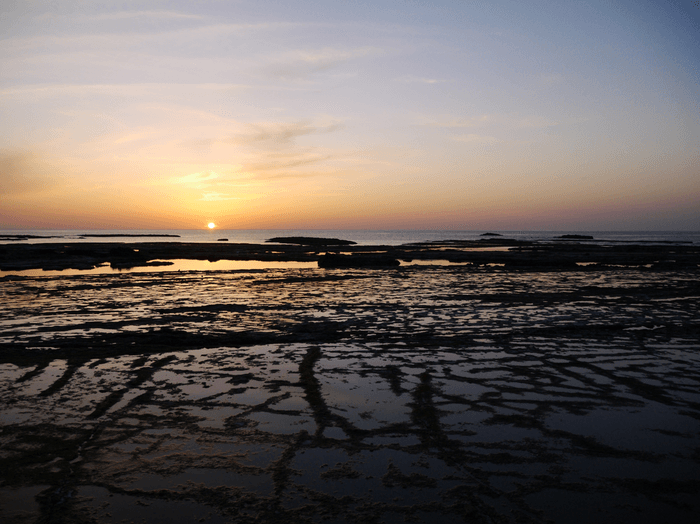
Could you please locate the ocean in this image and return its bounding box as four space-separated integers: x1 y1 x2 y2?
2 229 699 245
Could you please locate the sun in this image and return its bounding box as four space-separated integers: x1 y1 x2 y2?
207 222 216 229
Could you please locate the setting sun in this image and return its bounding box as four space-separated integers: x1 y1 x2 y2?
207 222 216 229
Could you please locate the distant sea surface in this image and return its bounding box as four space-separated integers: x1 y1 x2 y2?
1 229 699 245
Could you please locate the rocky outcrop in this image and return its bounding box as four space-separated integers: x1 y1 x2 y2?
557 234 594 240
266 237 357 246
318 253 400 268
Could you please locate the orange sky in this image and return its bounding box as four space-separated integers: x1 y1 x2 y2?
1 1 699 230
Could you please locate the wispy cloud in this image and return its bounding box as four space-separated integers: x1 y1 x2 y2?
452 134 499 144
426 114 557 129
428 115 493 128
74 11 208 22
0 22 297 54
241 152 336 175
396 75 444 84
0 83 252 98
231 121 344 146
264 46 380 79
199 191 238 201
513 116 558 128
169 171 220 186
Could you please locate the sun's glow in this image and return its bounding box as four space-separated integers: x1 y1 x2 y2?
0 2 697 231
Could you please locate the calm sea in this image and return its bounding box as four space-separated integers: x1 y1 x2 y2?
1 229 698 246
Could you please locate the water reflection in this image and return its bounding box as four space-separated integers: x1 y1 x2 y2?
3 339 699 522
1 267 699 523
0 259 317 277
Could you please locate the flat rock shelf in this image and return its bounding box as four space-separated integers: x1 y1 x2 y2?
2 239 699 272
1 247 699 523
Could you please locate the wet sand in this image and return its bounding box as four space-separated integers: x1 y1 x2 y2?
1 243 700 523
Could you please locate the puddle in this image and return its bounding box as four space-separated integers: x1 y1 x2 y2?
127 468 274 494
0 485 49 522
545 404 700 453
1 259 317 277
524 489 677 524
247 412 315 434
78 486 231 524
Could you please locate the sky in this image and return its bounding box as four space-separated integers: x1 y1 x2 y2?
1 0 699 231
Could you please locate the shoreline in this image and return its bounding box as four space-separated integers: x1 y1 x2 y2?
2 239 699 273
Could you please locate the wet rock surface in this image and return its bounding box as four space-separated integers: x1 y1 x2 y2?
1 262 700 523
2 239 698 272
318 254 400 268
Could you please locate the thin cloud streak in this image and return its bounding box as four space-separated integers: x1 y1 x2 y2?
0 83 253 97
1 22 300 52
241 153 338 175
199 192 238 201
396 75 444 84
169 171 220 185
425 114 558 129
263 46 382 79
230 122 344 146
452 134 500 144
73 11 208 22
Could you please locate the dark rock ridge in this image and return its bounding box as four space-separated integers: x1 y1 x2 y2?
79 234 180 238
480 232 502 236
0 234 180 241
557 234 594 240
1 239 699 272
0 234 56 241
266 236 357 246
318 253 400 268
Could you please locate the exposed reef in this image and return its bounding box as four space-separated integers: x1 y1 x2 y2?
1 262 699 523
0 234 180 242
265 236 357 246
78 233 181 238
556 234 594 240
0 234 56 241
1 238 699 272
318 253 400 268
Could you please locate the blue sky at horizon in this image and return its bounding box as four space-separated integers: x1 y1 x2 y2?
1 0 698 230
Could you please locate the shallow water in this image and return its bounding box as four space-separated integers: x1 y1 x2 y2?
1 266 699 523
